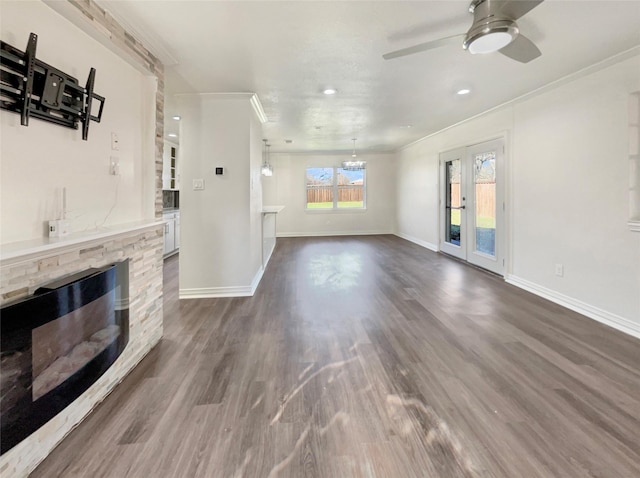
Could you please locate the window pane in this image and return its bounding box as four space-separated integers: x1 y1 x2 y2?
336 168 364 208
445 160 461 245
473 152 496 256
306 168 334 208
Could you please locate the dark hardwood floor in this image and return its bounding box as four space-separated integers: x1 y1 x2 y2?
32 236 640 477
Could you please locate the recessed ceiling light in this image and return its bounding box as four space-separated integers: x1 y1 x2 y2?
406 125 412 128
172 115 181 121
457 88 471 95
168 133 177 138
323 88 337 95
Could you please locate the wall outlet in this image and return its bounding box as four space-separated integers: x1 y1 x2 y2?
555 263 564 277
48 219 70 238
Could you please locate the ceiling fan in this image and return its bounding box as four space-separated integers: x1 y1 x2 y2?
383 0 544 63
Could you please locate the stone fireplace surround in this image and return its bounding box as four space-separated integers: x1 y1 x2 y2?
0 222 164 477
0 2 166 475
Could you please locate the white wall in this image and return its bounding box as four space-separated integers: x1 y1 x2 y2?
511 59 640 324
396 54 640 335
263 152 396 236
178 95 263 296
249 110 264 278
0 1 156 244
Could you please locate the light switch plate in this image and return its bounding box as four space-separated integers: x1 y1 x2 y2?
193 179 205 190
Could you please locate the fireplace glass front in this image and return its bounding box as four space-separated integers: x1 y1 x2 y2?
0 261 129 454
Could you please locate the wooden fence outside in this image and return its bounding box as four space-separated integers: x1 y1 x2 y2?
307 185 363 203
450 183 496 218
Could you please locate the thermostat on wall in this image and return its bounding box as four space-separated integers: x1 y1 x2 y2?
215 167 224 175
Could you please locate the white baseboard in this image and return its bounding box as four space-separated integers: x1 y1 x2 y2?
179 286 254 299
506 275 640 340
277 230 393 238
250 265 264 295
263 242 276 269
394 232 439 252
179 266 265 299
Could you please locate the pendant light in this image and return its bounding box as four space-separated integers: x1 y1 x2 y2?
342 138 366 170
261 139 273 176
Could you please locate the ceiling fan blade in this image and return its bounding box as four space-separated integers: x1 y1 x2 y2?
495 0 544 20
382 34 465 60
499 34 541 63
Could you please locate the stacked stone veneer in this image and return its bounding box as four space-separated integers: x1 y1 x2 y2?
0 225 164 477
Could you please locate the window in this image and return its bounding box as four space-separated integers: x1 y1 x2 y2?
306 167 365 210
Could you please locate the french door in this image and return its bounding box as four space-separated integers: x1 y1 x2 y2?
439 138 504 275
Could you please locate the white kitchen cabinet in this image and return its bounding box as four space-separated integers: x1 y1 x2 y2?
163 211 180 256
162 141 179 190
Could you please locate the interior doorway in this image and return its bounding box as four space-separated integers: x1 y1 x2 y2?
439 138 505 275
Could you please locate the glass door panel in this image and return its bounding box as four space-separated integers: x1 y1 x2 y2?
473 151 496 257
440 148 466 260
466 139 503 275
445 159 462 246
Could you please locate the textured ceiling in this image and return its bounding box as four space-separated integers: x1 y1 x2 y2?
96 0 640 153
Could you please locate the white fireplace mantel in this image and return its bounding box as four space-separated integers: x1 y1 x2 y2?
1 220 164 265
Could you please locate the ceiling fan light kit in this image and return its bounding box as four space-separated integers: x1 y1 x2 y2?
382 0 543 63
463 20 519 54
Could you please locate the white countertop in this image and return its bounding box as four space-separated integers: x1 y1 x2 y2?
1 220 165 262
262 205 285 214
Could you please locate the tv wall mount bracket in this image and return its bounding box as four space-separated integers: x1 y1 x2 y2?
1 32 105 140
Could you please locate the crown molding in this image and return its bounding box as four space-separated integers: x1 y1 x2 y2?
249 94 268 124
174 92 268 124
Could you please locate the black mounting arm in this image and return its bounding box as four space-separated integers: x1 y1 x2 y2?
0 32 105 140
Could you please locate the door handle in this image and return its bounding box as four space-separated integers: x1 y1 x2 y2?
446 206 466 210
